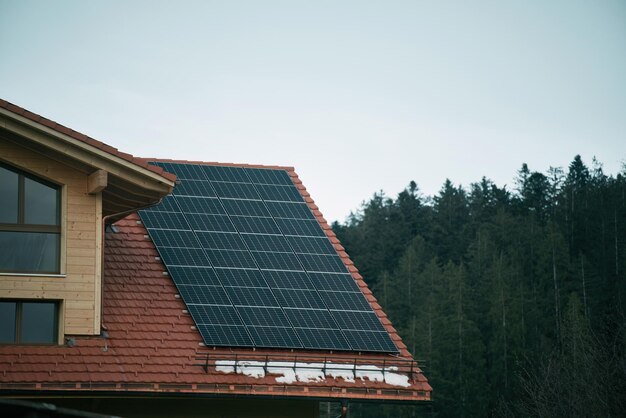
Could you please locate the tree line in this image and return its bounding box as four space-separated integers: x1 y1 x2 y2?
332 156 626 417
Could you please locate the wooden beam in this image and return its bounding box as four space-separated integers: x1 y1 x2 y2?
88 170 107 194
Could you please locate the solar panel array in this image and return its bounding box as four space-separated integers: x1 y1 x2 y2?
139 162 397 353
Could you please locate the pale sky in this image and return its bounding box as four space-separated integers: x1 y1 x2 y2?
1 1 625 223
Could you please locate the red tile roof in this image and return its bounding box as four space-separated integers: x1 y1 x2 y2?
0 161 430 402
0 213 430 401
0 99 176 183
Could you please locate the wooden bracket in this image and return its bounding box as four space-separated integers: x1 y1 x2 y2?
88 170 108 194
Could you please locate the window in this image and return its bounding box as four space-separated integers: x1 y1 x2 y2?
0 300 59 344
0 162 61 274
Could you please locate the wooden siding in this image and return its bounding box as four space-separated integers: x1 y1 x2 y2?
0 137 101 336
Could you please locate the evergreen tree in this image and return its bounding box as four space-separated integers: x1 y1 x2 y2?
332 155 626 417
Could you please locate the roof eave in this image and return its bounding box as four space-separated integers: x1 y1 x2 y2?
0 106 175 217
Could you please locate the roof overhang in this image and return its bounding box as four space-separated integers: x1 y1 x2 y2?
0 106 175 219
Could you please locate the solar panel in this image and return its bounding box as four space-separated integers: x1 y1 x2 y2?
139 162 397 353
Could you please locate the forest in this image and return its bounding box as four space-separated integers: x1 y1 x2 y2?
331 155 626 417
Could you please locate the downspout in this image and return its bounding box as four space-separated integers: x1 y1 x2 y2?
98 195 168 334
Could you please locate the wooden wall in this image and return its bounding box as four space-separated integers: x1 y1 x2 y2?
0 137 102 337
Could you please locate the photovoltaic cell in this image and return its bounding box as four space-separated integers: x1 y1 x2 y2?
264 201 315 219
294 328 351 351
140 162 397 353
274 218 326 237
158 247 210 267
296 253 348 273
148 229 200 248
287 236 336 254
229 216 281 235
255 184 304 202
188 304 243 325
261 270 315 290
196 232 246 251
205 249 257 269
308 272 360 292
330 310 384 331
140 211 189 230
212 182 260 200
241 233 292 253
178 285 229 305
167 266 221 286
216 268 268 288
225 287 279 307
175 196 225 215
186 213 235 232
284 308 337 329
197 324 253 346
319 291 373 311
273 289 326 309
203 165 249 183
238 306 289 327
247 326 302 348
220 199 270 217
245 167 293 185
342 330 398 352
155 162 205 180
174 180 216 197
251 251 302 271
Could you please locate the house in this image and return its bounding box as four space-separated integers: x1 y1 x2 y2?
0 99 431 418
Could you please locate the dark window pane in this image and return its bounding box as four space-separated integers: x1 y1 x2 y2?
20 302 57 343
0 166 18 223
0 232 60 273
0 302 16 343
24 177 59 225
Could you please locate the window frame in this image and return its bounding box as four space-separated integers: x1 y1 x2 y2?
0 161 62 274
0 299 60 345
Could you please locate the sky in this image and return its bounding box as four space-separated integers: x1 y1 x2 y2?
1 0 625 223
